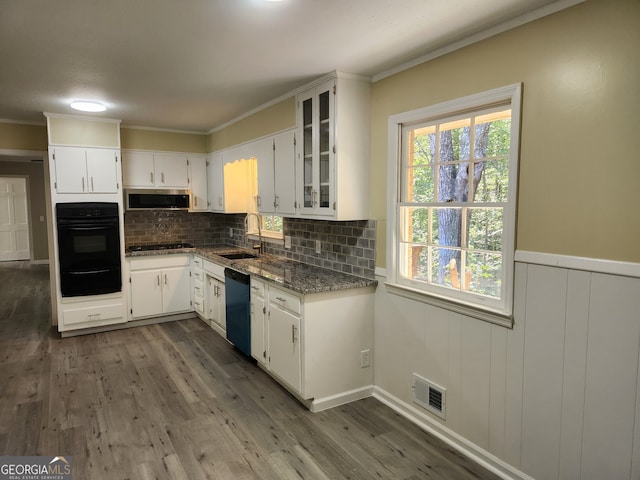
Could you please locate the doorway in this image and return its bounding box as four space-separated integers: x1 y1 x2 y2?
0 177 31 261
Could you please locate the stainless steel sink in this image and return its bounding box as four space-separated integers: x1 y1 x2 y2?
218 252 258 260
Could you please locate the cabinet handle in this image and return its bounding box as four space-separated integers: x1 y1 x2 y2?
150 172 154 183
218 197 223 207
276 296 286 302
82 177 85 192
161 172 165 184
165 274 168 285
292 324 297 343
312 190 318 206
157 275 160 286
194 197 198 207
255 195 261 208
91 177 94 191
274 195 279 208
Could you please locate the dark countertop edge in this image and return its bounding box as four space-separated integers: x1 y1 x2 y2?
125 246 378 294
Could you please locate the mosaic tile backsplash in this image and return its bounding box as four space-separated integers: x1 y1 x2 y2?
124 211 376 279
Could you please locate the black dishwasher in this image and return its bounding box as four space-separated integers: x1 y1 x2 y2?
224 268 251 357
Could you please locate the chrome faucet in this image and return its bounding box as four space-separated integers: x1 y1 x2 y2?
244 213 263 255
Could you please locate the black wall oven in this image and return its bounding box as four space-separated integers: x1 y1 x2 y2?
56 202 122 297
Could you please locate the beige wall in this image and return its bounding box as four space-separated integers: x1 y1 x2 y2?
207 97 296 152
121 128 207 153
0 161 49 261
0 123 48 151
371 0 639 266
46 116 120 148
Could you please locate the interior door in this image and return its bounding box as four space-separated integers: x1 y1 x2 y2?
0 177 30 261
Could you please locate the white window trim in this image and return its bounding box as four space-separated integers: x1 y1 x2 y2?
386 84 522 328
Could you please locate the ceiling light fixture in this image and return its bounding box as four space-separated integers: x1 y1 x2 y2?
70 100 107 113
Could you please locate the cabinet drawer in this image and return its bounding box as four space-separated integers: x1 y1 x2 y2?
193 295 204 314
63 301 125 326
192 268 204 282
193 255 204 269
129 254 190 270
269 286 301 314
250 278 265 298
193 280 204 297
204 259 225 279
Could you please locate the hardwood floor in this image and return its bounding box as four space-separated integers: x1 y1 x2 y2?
0 261 500 480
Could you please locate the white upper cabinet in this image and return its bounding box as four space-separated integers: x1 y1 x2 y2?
273 130 297 216
122 151 189 189
295 74 370 220
188 155 208 212
206 151 225 212
206 146 255 214
51 146 120 194
252 129 296 216
254 137 276 214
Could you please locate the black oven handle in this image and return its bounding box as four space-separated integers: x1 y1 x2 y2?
66 269 114 275
57 224 115 231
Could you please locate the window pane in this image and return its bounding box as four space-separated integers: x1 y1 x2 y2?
466 251 502 298
476 116 511 158
431 207 461 247
399 207 428 243
410 130 434 166
405 165 435 203
467 208 503 251
430 247 461 289
440 118 471 162
398 242 428 281
472 159 509 203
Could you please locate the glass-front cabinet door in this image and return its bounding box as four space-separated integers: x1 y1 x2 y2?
297 79 335 216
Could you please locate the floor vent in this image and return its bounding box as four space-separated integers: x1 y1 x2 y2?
413 373 446 420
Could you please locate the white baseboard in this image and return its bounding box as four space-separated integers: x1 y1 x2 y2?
372 386 534 480
310 385 374 413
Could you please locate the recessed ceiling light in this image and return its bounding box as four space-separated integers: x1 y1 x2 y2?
70 100 107 113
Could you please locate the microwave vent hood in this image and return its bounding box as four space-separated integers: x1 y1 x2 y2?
125 189 191 211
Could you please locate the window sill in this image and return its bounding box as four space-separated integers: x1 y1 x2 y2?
247 232 284 246
384 282 513 329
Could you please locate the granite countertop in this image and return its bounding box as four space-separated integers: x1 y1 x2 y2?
126 245 377 295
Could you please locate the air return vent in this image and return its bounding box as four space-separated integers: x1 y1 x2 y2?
413 373 446 419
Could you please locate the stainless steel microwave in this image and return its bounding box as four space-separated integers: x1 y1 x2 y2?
125 189 191 211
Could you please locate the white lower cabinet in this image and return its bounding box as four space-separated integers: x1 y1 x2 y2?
60 295 126 332
250 279 267 366
251 277 375 409
268 299 302 392
193 255 227 336
128 255 191 319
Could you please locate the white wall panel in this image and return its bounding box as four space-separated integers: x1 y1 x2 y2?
489 324 508 458
558 270 590 479
581 273 640 479
520 265 567 479
459 318 492 449
503 262 528 469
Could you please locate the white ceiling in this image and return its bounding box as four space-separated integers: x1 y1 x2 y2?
0 0 578 133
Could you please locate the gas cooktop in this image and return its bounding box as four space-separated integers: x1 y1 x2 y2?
127 242 194 252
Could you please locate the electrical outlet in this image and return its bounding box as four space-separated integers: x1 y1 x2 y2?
360 349 370 368
229 227 233 238
284 235 292 249
315 239 321 254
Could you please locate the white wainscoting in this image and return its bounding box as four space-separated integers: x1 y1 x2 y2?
373 254 640 480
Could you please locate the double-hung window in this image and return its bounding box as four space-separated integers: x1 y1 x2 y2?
386 84 521 326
